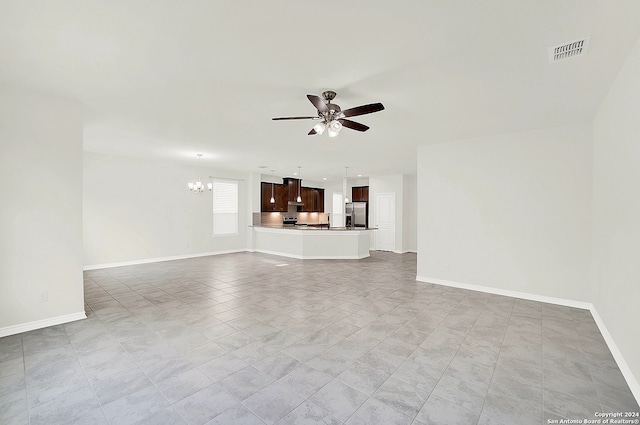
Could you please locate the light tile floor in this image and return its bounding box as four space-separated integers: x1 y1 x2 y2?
1 252 638 425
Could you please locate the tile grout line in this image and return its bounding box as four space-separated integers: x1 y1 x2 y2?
90 279 183 425
474 298 515 425
21 334 31 425
64 318 111 425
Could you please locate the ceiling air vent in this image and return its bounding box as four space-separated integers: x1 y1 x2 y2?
548 36 591 63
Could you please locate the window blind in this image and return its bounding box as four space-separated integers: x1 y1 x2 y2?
212 180 238 235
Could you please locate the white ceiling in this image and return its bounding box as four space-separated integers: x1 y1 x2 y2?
2 1 640 181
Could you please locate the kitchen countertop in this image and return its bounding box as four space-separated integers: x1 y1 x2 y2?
251 224 374 259
250 225 376 231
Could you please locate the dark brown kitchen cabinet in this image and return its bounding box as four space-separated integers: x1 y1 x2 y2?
304 187 324 212
261 179 324 212
294 186 325 212
275 184 288 210
261 182 273 211
313 189 324 212
302 187 314 211
283 178 301 202
261 182 288 211
352 186 369 202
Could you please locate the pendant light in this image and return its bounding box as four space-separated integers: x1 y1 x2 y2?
269 170 275 204
296 166 302 203
188 154 212 192
344 166 350 203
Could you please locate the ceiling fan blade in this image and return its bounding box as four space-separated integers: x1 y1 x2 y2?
308 128 317 135
272 116 318 120
341 102 385 118
339 119 370 132
307 94 329 114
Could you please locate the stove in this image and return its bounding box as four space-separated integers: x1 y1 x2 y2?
283 216 297 225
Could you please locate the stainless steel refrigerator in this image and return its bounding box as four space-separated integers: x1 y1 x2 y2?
345 202 367 228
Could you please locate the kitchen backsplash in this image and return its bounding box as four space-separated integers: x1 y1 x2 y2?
253 212 330 226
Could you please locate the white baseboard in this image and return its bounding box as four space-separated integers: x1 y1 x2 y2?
0 311 86 338
83 249 248 270
415 275 592 309
589 307 640 402
415 275 639 404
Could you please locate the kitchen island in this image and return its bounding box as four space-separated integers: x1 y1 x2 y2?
251 225 374 260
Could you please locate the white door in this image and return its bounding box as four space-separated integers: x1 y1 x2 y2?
374 193 396 251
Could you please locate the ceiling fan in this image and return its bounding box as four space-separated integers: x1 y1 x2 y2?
272 90 384 137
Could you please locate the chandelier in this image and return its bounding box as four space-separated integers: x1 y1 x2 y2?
188 154 212 193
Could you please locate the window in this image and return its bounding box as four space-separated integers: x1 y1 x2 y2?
212 180 238 236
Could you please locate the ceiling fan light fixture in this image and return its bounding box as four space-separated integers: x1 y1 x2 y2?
313 122 326 135
272 91 383 136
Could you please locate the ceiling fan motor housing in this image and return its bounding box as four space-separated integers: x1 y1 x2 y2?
327 103 342 115
322 90 337 102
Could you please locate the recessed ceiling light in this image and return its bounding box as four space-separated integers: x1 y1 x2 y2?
357 174 362 177
323 177 327 180
293 172 298 176
258 165 268 169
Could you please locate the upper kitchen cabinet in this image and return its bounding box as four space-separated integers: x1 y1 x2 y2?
302 187 314 210
301 187 325 212
313 188 324 212
283 178 301 202
261 182 288 211
261 182 272 211
261 179 324 212
275 184 288 210
352 186 369 202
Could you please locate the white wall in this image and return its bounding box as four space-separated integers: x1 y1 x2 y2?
83 152 250 267
592 36 640 390
0 86 84 334
402 174 417 253
416 125 593 301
